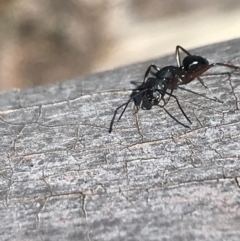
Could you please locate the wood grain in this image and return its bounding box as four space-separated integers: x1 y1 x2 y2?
1 39 240 241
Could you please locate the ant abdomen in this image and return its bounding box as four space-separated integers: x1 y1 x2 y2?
182 55 209 73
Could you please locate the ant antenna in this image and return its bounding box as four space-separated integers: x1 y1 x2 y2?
109 89 148 133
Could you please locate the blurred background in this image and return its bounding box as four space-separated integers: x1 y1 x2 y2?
0 0 240 91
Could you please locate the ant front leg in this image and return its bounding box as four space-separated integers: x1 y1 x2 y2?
109 102 129 133
116 89 148 124
144 64 160 83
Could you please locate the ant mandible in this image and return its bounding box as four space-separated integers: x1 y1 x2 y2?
109 64 191 133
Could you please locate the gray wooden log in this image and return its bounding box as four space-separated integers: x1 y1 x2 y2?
1 39 240 241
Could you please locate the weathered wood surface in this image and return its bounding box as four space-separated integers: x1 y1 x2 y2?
1 39 240 241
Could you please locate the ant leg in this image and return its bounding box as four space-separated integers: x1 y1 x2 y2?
132 64 162 86
109 102 129 133
133 105 140 115
185 63 239 102
178 86 223 103
175 45 192 67
164 87 174 105
116 99 134 123
196 76 222 103
198 74 226 103
109 88 149 132
198 72 231 78
187 62 239 81
180 64 215 88
164 92 192 124
144 64 160 82
162 107 190 128
117 89 148 122
214 62 240 70
176 45 191 55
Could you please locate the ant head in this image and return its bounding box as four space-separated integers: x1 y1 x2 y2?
144 77 163 105
147 89 162 105
182 55 209 73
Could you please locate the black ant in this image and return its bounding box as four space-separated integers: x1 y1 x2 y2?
109 65 191 133
109 46 240 133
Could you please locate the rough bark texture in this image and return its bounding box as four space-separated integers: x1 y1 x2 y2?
1 39 240 241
